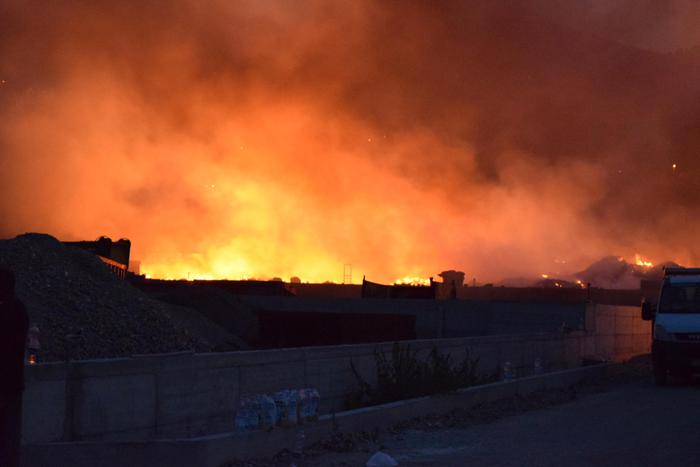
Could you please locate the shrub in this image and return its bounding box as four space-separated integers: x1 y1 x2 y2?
347 342 481 408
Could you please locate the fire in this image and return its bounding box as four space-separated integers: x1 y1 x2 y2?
394 276 431 286
2 1 692 286
541 274 549 279
634 254 653 268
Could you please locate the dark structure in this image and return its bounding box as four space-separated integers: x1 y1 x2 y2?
361 277 437 299
63 237 131 278
132 277 293 297
438 270 465 299
641 279 662 304
0 268 29 467
458 285 641 306
130 277 416 348
208 280 294 297
256 310 416 347
287 282 362 298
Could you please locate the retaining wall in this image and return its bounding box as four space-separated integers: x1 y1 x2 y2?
22 304 650 445
583 304 651 361
23 364 617 467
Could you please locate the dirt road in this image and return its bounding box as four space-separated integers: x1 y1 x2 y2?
233 360 700 467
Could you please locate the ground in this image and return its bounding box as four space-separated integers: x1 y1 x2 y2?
228 357 700 467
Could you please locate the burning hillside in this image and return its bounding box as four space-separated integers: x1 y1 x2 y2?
571 255 684 289
499 255 681 290
2 1 700 281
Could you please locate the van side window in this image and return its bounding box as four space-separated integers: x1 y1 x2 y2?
660 284 700 313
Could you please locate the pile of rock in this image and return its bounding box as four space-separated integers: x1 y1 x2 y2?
0 233 209 361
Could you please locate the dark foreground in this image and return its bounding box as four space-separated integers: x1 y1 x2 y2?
371 377 700 466
231 357 700 466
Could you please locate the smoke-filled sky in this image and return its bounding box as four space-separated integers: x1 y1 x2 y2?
2 0 700 283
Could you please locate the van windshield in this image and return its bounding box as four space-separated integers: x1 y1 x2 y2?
659 284 700 313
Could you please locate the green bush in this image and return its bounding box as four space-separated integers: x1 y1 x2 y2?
347 342 482 408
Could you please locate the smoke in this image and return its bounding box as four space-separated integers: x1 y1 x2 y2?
2 0 700 282
527 0 700 52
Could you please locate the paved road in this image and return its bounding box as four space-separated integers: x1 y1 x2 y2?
303 378 700 467
387 379 700 467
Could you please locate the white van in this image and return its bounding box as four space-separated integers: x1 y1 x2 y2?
642 267 700 385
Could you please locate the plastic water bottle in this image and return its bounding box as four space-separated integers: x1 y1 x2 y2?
299 388 320 421
274 389 300 426
299 388 320 422
308 389 319 420
503 361 515 381
287 390 299 425
273 391 290 427
534 358 544 375
27 325 41 364
234 398 259 431
366 451 399 466
256 394 278 429
274 390 300 426
298 389 310 422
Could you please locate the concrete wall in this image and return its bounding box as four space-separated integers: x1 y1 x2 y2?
240 295 587 339
457 286 641 306
288 283 362 299
23 365 618 467
283 282 642 307
22 303 649 445
581 304 651 361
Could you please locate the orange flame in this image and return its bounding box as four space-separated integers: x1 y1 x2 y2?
2 2 691 285
394 276 431 286
634 254 653 268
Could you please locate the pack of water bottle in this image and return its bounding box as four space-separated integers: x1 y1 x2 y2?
298 388 320 422
235 388 320 431
234 397 259 431
273 389 298 426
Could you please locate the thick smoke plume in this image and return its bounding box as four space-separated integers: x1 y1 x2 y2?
2 1 700 282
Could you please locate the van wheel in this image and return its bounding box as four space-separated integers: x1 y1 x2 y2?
654 363 668 386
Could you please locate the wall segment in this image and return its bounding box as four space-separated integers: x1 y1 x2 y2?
22 304 650 444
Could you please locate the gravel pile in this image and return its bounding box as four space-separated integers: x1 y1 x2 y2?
0 233 209 361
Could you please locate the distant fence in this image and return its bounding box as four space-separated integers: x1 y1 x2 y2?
284 282 643 306
97 256 127 279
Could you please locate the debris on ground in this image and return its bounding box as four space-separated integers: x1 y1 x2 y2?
0 233 214 361
366 451 398 466
394 355 650 432
224 357 652 466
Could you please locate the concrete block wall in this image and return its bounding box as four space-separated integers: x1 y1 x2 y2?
583 304 651 361
24 333 582 444
22 304 650 445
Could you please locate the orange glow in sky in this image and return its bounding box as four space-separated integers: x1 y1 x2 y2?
1 1 697 283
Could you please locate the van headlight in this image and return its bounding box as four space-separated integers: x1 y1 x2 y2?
654 324 673 341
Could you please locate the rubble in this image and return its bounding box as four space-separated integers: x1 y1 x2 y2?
0 233 209 361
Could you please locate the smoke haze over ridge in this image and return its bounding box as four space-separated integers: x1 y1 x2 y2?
2 1 700 282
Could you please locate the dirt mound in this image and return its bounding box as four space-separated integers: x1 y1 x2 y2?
0 233 210 361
